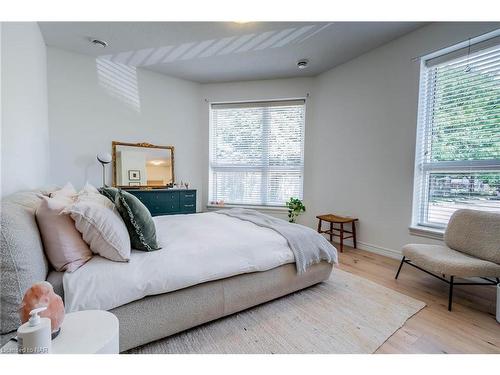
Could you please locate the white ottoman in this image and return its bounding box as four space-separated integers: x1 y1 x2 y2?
1 310 119 354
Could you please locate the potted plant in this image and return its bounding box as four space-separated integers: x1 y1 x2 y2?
286 197 306 223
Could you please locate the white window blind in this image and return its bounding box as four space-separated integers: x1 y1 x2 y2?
413 36 500 229
209 99 305 206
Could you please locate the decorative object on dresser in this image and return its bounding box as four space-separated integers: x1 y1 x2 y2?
112 141 174 189
316 214 358 253
127 189 196 216
396 209 500 311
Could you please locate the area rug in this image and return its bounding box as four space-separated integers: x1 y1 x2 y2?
127 269 425 354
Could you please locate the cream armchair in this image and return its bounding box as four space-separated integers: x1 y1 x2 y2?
396 209 500 311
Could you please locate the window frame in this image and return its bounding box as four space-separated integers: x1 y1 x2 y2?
411 32 500 234
208 98 306 208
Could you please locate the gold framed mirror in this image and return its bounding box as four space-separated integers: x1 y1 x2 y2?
112 141 175 189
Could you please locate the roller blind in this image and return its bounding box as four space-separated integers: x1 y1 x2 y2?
209 99 305 206
413 39 500 228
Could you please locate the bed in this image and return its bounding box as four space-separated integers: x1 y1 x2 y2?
1 190 336 352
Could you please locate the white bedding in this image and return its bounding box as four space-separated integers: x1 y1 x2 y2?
63 212 295 312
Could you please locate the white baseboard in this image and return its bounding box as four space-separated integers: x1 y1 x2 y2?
356 241 402 260
331 239 402 260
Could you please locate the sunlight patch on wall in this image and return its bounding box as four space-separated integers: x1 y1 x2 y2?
96 56 141 112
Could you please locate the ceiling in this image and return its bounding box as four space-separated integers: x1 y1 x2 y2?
39 22 426 83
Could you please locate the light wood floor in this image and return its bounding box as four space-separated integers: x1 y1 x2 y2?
337 247 500 353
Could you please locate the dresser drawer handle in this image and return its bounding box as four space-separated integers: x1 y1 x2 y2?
184 194 194 198
184 204 194 208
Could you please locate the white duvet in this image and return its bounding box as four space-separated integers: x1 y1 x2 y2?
63 212 295 312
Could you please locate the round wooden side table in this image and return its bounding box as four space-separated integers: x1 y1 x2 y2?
1 310 119 354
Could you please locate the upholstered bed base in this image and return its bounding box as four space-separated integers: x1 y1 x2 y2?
114 261 333 352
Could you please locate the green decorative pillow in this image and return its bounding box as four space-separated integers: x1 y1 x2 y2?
112 189 161 251
99 186 119 204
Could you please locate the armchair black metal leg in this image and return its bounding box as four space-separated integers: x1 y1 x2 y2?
395 256 405 279
448 276 454 311
397 258 496 312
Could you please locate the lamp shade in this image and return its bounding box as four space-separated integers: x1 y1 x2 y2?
96 152 112 164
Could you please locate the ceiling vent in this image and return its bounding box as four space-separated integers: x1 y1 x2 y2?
90 38 108 48
297 59 309 69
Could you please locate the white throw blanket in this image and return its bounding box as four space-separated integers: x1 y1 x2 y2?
216 208 338 273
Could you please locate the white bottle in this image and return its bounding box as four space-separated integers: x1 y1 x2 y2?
17 307 52 354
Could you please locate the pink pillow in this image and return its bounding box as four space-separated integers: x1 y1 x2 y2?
36 196 92 272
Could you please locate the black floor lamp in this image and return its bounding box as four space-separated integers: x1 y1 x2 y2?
96 152 112 187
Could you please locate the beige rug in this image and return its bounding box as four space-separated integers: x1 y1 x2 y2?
127 269 425 354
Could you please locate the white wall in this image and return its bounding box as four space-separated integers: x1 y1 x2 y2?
47 47 204 211
1 22 49 197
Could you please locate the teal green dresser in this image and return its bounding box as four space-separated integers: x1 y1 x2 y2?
127 189 196 216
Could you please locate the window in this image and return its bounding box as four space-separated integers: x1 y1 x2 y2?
209 99 305 207
413 34 500 229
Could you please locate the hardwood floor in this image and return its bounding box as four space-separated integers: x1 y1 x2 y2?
337 247 500 353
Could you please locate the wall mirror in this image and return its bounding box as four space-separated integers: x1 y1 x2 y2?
112 141 174 189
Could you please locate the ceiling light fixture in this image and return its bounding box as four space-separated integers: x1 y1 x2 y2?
149 160 165 166
297 59 309 69
90 38 108 48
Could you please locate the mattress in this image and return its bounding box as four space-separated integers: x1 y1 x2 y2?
63 212 295 312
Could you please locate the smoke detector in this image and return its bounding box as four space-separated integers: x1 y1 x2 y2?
90 38 108 48
297 59 309 69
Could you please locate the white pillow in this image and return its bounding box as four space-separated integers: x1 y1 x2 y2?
50 182 77 201
76 182 114 208
66 201 131 262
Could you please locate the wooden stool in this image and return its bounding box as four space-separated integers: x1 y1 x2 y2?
316 214 358 253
